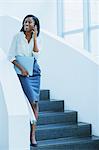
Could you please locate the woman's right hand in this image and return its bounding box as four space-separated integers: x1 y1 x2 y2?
12 60 29 77
21 68 29 76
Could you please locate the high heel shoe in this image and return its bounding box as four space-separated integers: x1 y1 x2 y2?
30 133 37 147
30 142 38 147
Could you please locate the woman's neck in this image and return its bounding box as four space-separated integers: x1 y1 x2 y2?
24 31 32 43
25 31 31 37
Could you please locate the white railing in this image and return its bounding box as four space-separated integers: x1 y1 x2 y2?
0 49 30 150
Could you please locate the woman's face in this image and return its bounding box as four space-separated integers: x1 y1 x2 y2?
23 17 35 32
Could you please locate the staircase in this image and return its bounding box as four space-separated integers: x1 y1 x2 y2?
30 90 99 150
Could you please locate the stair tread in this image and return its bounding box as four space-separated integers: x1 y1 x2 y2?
37 136 99 146
39 110 77 116
39 99 64 103
37 122 90 130
39 100 64 112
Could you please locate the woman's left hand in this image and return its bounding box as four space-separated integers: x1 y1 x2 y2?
33 25 37 39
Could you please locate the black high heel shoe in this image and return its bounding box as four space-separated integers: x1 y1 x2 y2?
30 142 38 147
30 136 38 147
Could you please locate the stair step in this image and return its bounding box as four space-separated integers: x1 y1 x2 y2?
36 122 91 141
38 110 77 125
39 100 64 112
40 89 50 100
30 136 99 150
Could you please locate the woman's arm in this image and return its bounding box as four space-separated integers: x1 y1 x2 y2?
33 26 39 52
33 38 39 52
8 33 29 76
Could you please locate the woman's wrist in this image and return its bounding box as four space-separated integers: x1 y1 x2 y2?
34 37 37 41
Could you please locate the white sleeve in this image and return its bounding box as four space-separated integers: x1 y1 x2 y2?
32 51 38 59
7 34 18 62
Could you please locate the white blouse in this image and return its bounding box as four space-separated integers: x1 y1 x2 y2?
8 32 40 62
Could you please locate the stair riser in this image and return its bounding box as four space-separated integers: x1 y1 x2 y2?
40 90 50 100
35 141 99 150
39 101 64 112
38 112 77 125
36 125 91 141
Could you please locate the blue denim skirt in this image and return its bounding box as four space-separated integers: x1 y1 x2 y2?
18 58 41 104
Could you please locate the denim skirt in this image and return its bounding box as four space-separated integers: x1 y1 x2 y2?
18 58 41 104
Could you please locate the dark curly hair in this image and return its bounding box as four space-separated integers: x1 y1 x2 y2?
20 14 40 37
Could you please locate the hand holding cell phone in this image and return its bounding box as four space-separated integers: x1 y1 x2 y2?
32 25 38 38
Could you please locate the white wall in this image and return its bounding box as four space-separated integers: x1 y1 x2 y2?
0 16 21 53
0 0 57 35
39 30 99 136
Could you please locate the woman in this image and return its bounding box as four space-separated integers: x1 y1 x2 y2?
8 14 41 147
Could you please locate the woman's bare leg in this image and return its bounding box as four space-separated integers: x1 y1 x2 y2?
31 102 39 120
30 102 39 146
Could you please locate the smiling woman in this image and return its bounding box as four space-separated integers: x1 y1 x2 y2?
8 14 41 147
